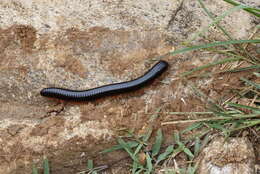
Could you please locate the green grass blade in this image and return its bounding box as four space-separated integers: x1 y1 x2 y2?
172 144 185 158
173 132 181 144
181 122 203 134
156 145 174 164
152 129 163 157
170 39 260 56
197 0 229 38
181 57 242 77
87 160 94 170
190 0 257 63
240 77 260 90
134 168 144 174
224 65 260 73
149 107 162 122
223 0 260 17
146 153 153 173
168 112 214 115
194 137 201 156
43 158 50 174
196 0 257 61
32 164 39 174
190 4 249 41
187 164 196 174
132 161 139 174
227 102 260 113
189 83 225 112
183 147 194 159
197 0 259 62
142 127 153 142
207 122 228 131
201 133 211 149
134 143 144 156
117 138 137 162
228 120 260 132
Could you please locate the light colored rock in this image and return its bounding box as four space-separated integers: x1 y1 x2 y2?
197 137 256 174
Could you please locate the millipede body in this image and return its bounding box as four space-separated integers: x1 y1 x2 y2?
40 60 169 101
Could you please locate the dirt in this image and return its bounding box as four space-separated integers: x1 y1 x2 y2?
0 0 259 174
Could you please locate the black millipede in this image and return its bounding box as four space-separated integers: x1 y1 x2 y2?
40 60 169 101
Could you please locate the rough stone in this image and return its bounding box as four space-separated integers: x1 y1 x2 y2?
197 137 256 174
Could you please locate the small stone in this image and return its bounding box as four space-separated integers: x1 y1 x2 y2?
197 137 255 174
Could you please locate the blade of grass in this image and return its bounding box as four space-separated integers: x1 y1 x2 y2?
206 122 230 137
156 145 174 164
187 164 197 174
197 0 258 61
161 114 260 125
181 122 203 134
171 143 185 158
87 160 94 170
152 129 163 157
210 49 257 64
214 110 244 116
32 165 39 174
183 147 194 160
187 64 260 78
82 166 107 174
228 120 260 132
149 107 162 122
117 138 138 162
43 158 50 174
223 64 260 73
188 64 260 78
240 77 260 90
168 112 214 115
194 137 201 156
132 128 153 157
182 128 209 144
134 143 144 156
170 39 260 56
134 168 144 174
146 153 153 173
189 83 225 112
142 127 153 142
181 57 242 77
206 122 228 131
223 0 260 17
132 161 141 174
227 102 260 112
200 133 211 149
190 4 249 41
173 132 181 144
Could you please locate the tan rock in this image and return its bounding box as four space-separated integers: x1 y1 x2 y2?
197 137 255 174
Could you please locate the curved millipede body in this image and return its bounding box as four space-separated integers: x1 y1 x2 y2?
40 60 169 101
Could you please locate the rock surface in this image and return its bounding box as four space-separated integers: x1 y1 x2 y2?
0 0 259 173
197 137 256 174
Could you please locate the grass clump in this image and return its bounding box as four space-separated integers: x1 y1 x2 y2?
101 129 200 174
